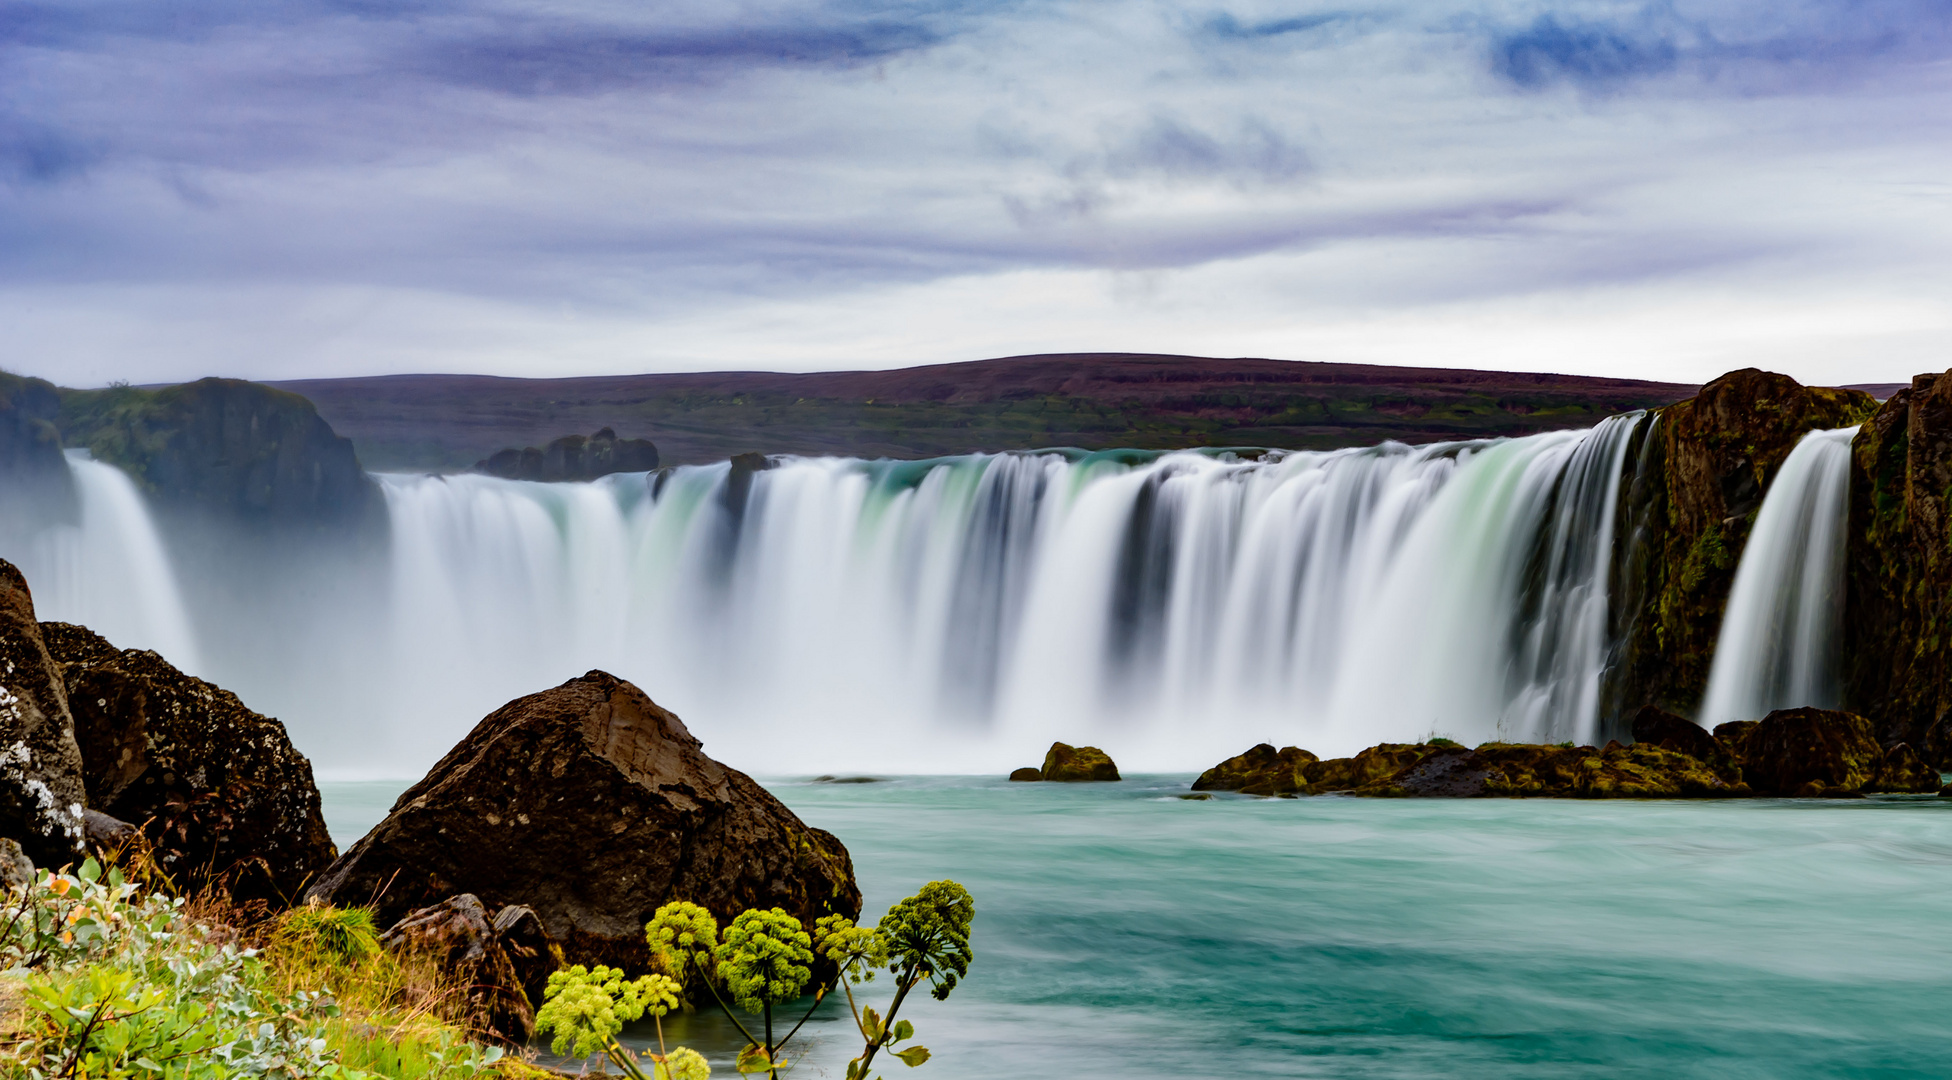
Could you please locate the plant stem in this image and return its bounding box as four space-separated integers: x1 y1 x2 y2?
765 1002 776 1080
687 954 763 1048
855 965 920 1076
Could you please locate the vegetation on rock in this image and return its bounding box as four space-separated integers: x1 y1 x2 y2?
1038 743 1119 782
1195 707 1940 799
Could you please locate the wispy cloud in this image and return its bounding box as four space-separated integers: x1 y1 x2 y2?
1 0 1949 387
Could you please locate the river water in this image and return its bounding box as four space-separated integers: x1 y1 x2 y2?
321 777 1952 1080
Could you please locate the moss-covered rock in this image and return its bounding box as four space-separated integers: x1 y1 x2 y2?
1041 742 1120 781
1007 766 1043 782
1716 707 1934 796
1608 370 1875 724
57 378 380 533
1190 743 1318 795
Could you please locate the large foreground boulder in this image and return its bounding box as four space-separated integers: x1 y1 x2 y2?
307 670 862 969
0 561 87 866
40 622 337 901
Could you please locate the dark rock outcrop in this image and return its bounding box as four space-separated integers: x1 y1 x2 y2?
1607 371 1875 725
474 428 659 482
0 561 87 866
1191 743 1318 795
491 904 563 1020
381 894 539 1045
1714 707 1937 796
0 838 33 889
40 622 336 901
1630 705 1717 760
0 372 77 529
57 378 381 533
307 670 862 970
1842 370 1952 749
1007 767 1042 782
1040 742 1120 782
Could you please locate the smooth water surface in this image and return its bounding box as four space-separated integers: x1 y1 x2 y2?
321 779 1952 1079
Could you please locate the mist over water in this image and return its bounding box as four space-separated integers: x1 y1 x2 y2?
0 412 1870 776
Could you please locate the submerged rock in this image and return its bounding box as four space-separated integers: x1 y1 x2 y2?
307 670 862 969
1008 767 1043 782
1041 742 1120 782
41 622 337 901
0 560 88 866
1191 743 1318 795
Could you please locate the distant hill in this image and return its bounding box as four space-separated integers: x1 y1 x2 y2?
274 353 1700 471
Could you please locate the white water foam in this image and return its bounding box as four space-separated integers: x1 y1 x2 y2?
369 416 1643 773
3 451 202 673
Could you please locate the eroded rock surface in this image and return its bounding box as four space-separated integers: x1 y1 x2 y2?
0 560 87 866
382 894 541 1045
308 670 861 969
41 622 336 901
474 427 659 482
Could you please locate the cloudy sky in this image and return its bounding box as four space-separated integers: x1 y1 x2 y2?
4 0 1949 387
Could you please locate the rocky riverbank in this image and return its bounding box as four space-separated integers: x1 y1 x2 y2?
1193 706 1942 799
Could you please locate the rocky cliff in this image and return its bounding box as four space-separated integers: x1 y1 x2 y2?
1603 370 1875 728
56 378 381 534
1841 371 1952 755
0 373 77 529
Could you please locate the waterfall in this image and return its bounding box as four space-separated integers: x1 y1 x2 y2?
1696 427 1858 727
369 415 1644 772
0 420 1660 775
1 452 202 672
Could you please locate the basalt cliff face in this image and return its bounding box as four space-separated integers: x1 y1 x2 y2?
1602 370 1875 730
58 379 381 536
1841 373 1952 756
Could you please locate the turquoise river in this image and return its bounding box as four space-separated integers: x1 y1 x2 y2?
321 778 1952 1079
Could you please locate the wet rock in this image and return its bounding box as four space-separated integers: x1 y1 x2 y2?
1631 705 1717 760
1040 742 1120 782
1178 793 1213 801
474 427 660 482
307 670 862 970
1717 707 1885 797
0 838 34 890
1192 744 1319 795
41 622 336 903
0 560 87 867
1306 744 1433 792
1388 747 1494 796
1008 767 1043 782
1872 743 1940 793
1611 370 1874 721
381 894 535 1045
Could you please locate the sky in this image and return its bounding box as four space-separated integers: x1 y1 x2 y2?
3 0 1950 388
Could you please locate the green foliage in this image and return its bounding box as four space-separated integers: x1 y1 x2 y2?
1426 737 1462 749
533 965 680 1059
271 904 382 968
875 882 973 1002
713 910 813 1015
811 881 975 1080
645 901 719 991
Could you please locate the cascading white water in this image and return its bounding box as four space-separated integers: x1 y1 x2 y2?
0 420 1656 775
369 415 1644 773
1 452 202 672
1696 426 1859 727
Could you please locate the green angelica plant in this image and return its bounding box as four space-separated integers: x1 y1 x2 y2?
814 881 975 1080
712 908 816 1077
533 964 704 1080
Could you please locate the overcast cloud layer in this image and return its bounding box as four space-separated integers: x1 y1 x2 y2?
3 0 1950 387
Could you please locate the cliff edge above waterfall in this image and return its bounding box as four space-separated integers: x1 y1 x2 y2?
55 378 382 534
1606 370 1876 724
